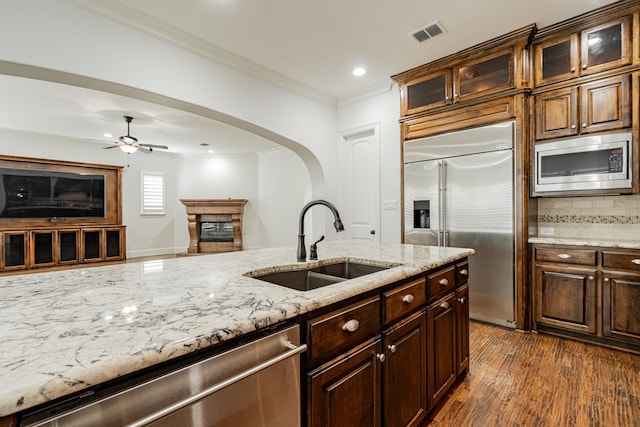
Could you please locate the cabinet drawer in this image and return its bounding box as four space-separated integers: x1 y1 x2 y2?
382 277 426 324
535 247 597 265
307 296 380 362
602 251 640 272
427 266 456 301
457 262 469 285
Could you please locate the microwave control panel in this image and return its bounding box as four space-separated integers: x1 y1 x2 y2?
609 149 623 173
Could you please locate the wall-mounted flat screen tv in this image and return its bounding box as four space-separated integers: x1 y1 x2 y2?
0 168 106 219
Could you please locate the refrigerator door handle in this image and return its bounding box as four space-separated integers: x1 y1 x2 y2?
442 161 448 247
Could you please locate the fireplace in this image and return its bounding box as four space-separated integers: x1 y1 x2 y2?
180 199 247 254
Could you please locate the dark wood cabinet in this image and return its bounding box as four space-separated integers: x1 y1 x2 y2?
307 338 382 427
427 292 457 410
383 310 427 427
534 15 632 86
532 244 640 353
534 73 631 140
305 260 469 427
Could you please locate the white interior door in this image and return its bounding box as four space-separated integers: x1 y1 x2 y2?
341 127 380 242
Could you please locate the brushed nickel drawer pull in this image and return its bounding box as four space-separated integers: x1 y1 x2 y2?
588 276 594 280
439 278 449 286
376 353 386 362
459 269 468 276
342 319 360 332
632 259 640 265
604 278 610 282
458 297 466 304
558 253 571 259
388 344 397 354
440 301 450 309
402 294 415 304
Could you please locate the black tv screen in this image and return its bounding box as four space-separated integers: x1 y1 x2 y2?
0 168 106 219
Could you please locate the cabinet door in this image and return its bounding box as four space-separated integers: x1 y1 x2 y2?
31 231 55 267
580 16 632 76
403 70 452 115
308 338 382 427
534 264 597 334
579 74 631 134
82 229 102 261
455 285 470 375
2 231 28 270
427 292 456 410
454 49 513 102
534 34 579 86
58 230 79 264
383 310 427 427
534 86 578 140
602 272 640 345
105 228 123 260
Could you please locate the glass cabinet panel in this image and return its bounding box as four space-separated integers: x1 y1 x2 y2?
580 16 631 75
3 232 26 268
33 232 54 265
59 231 78 263
105 229 121 258
457 52 512 98
83 230 101 260
542 40 573 80
405 71 451 113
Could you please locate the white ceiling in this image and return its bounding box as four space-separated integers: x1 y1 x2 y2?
1 0 620 155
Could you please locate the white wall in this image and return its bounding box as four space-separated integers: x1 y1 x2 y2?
336 87 403 243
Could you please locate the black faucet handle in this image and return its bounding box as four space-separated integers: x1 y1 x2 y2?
309 235 325 260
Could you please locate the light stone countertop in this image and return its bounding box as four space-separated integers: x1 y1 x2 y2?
528 237 640 250
0 240 473 417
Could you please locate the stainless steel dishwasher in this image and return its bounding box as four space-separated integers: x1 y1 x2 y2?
21 324 306 427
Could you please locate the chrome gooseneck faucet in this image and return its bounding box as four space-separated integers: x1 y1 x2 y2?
297 200 344 262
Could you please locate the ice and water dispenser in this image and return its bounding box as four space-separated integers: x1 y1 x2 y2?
413 200 430 229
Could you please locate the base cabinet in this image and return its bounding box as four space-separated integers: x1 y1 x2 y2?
305 260 469 427
533 244 640 352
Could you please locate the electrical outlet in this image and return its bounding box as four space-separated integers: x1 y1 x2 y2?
540 227 554 236
383 200 398 210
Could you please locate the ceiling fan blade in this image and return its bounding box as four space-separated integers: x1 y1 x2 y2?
138 146 153 154
102 145 121 150
139 143 169 150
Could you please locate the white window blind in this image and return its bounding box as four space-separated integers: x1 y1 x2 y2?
141 171 165 215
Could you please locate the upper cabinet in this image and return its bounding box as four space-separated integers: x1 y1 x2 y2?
393 25 535 119
534 15 632 86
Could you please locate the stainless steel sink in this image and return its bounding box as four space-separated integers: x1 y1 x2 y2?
246 260 396 291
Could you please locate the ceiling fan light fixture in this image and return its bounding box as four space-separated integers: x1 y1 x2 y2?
119 144 138 154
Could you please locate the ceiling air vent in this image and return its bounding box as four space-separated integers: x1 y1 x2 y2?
411 21 446 43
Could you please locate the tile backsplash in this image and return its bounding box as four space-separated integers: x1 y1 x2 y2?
536 195 640 241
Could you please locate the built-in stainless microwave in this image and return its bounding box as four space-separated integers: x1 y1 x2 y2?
533 132 633 196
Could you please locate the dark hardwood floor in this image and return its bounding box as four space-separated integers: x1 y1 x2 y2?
425 321 640 426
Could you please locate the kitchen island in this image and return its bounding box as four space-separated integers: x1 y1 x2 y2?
0 240 473 424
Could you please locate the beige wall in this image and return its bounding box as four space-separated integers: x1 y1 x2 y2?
537 195 640 241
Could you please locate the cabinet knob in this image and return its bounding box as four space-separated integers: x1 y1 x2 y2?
582 123 587 128
458 297 466 304
582 64 587 70
342 319 360 332
440 301 450 309
388 344 397 354
439 278 449 286
631 259 640 265
571 67 576 72
604 277 610 282
588 276 594 281
459 269 468 276
402 294 415 304
376 353 386 363
557 253 571 259
571 125 577 129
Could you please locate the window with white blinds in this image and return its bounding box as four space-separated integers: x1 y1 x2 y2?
141 171 165 215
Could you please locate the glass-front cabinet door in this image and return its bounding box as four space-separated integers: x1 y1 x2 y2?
580 16 631 76
82 229 102 262
534 34 579 86
403 70 452 115
58 230 79 264
454 49 514 102
2 232 27 270
32 231 55 267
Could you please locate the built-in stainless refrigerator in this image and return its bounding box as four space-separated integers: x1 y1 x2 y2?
404 122 515 328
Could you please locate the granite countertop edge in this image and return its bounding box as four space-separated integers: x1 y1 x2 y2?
0 240 473 417
528 237 640 250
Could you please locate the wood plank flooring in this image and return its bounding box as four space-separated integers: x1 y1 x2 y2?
425 321 640 426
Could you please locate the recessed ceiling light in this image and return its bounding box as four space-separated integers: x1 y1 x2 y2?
353 67 366 77
103 133 112 138
208 149 214 153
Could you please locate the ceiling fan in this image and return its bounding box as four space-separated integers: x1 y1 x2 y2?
103 116 169 154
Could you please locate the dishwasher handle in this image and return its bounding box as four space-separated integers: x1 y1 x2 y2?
125 341 307 427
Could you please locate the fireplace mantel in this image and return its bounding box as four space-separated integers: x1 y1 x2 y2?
180 199 247 254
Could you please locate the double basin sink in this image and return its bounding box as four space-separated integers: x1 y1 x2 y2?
246 259 398 291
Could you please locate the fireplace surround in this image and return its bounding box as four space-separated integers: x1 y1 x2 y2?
180 199 247 254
